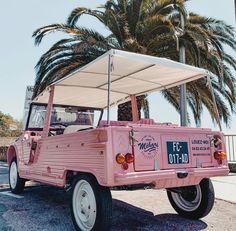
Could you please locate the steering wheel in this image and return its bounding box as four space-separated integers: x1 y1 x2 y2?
48 130 55 136
77 126 93 132
50 122 67 128
49 122 67 136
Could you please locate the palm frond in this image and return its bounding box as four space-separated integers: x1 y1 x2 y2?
32 24 83 45
67 7 104 26
33 0 236 126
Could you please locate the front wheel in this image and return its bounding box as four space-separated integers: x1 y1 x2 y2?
71 174 112 231
167 178 215 219
9 159 25 194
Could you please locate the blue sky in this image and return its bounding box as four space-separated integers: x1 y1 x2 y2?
0 0 235 133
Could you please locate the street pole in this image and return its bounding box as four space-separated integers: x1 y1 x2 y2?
179 12 187 126
235 0 236 22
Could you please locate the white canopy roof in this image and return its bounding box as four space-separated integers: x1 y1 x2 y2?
33 49 208 108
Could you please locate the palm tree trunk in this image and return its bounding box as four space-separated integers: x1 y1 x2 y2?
235 0 236 22
118 101 134 121
117 95 149 121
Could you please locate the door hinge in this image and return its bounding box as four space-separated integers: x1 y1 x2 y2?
129 130 138 145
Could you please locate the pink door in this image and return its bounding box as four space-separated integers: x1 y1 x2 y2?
21 133 39 164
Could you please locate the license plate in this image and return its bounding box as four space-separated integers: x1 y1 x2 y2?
166 141 189 164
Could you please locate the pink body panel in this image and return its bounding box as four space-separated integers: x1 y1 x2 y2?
14 129 108 187
8 121 229 189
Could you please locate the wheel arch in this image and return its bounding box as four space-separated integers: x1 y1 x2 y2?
7 145 17 166
64 170 104 186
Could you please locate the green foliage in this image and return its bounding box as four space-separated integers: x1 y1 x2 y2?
0 111 22 137
0 146 8 161
32 0 236 126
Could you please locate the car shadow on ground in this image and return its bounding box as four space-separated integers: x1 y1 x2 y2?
112 199 207 231
0 186 208 231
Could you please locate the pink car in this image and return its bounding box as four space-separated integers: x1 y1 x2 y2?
7 50 228 231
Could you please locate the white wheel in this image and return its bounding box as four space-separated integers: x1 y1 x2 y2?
9 159 25 194
9 161 18 189
71 175 112 231
73 180 97 230
167 179 215 219
170 185 202 212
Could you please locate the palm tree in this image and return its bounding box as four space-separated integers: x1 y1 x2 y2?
33 0 236 126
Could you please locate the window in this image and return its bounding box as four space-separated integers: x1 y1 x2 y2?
27 104 102 132
51 106 101 128
28 105 47 129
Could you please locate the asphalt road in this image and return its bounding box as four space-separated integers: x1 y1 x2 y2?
0 162 8 189
0 163 236 231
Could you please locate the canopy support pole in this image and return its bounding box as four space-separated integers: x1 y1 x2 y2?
207 76 222 131
131 95 139 122
107 53 112 126
42 85 55 138
179 6 187 127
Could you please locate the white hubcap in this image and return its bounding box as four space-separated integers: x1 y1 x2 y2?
10 161 18 189
73 179 97 231
171 185 202 212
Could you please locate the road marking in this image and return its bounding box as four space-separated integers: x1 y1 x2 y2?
0 191 24 199
0 184 9 188
0 164 8 168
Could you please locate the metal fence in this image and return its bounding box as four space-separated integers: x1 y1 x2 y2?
225 135 236 163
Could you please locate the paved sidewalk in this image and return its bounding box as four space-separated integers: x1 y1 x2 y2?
211 173 236 203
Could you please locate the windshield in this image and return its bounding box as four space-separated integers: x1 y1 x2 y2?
51 106 100 127
27 104 102 131
28 105 47 129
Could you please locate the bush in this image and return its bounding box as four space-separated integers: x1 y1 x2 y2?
0 146 8 162
0 111 22 137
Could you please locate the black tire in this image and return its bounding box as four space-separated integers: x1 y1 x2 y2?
70 174 112 231
9 158 25 194
167 178 215 219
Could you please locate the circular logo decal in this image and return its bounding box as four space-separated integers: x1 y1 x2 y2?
137 135 159 158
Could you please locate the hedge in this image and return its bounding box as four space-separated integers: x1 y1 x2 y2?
0 146 8 162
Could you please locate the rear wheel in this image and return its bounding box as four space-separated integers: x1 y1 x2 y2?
71 174 112 231
167 178 215 219
9 159 25 194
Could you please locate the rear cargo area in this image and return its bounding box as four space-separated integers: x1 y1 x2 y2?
131 125 221 171
111 124 224 172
